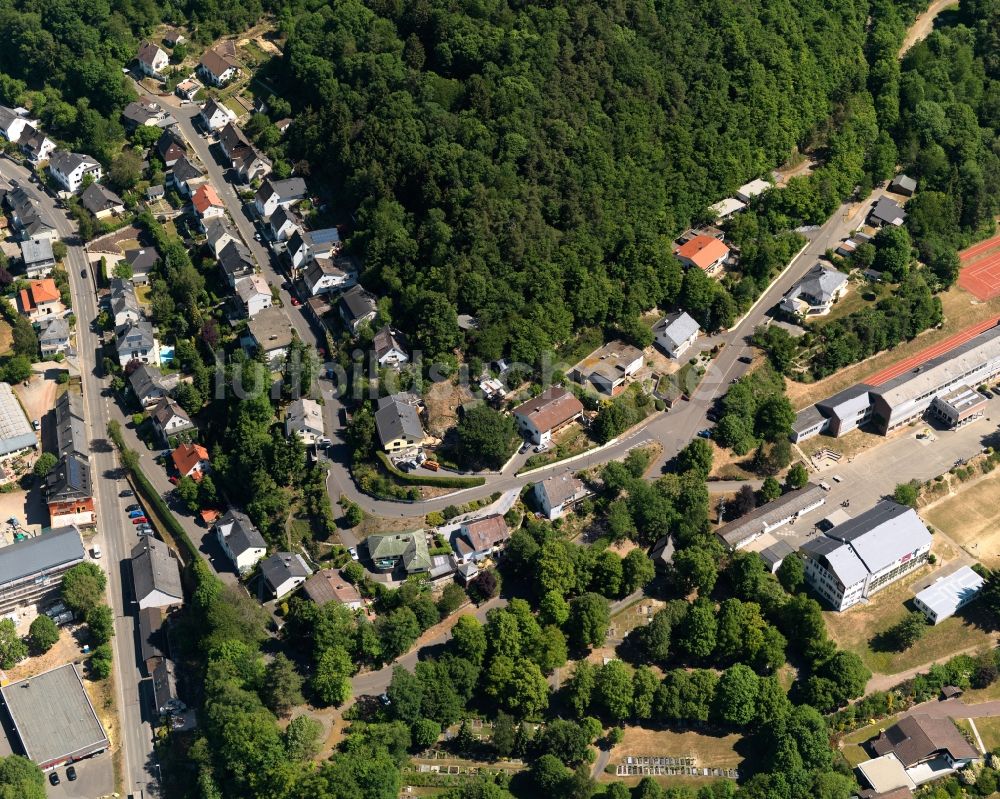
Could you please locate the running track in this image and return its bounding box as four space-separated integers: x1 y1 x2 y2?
866 316 1000 386
958 232 1000 301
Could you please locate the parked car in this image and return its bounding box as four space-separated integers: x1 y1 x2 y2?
128 509 145 519
66 766 77 782
818 481 832 491
80 269 87 279
423 460 440 472
131 516 148 525
32 419 40 430
136 524 153 533
738 355 753 364
49 773 60 786
832 474 843 483
126 504 142 513
290 298 301 307
91 546 102 559
348 547 358 561
697 429 712 439
120 489 134 497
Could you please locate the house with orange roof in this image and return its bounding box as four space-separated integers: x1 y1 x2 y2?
191 184 225 230
171 442 210 481
17 278 63 322
675 235 730 275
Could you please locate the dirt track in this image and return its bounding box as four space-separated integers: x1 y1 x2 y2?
898 0 956 57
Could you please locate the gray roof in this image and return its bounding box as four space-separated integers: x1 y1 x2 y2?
870 196 906 226
816 383 874 419
130 537 183 604
0 382 35 456
715 483 827 549
18 127 51 158
218 240 254 279
890 174 917 193
535 473 588 507
129 364 169 400
373 326 407 359
170 156 203 183
45 452 92 502
38 316 70 345
340 285 377 322
256 177 307 206
151 396 192 428
1 663 109 766
792 404 827 434
260 552 312 591
138 606 166 665
785 263 847 306
759 540 795 570
0 526 84 587
49 150 98 177
653 310 700 350
375 399 425 446
54 391 86 458
270 205 300 233
117 319 156 354
248 306 294 352
151 656 179 713
0 105 22 132
19 236 53 266
825 501 931 575
126 247 160 274
216 509 266 556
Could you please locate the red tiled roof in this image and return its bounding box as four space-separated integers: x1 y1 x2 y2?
676 235 729 270
172 443 210 478
192 184 222 214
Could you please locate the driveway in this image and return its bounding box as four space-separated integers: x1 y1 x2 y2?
45 755 114 799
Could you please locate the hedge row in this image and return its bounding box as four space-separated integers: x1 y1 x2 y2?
375 451 486 489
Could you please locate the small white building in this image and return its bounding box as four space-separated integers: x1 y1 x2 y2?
235 274 273 318
913 565 985 624
137 41 169 78
373 326 409 367
254 177 307 218
260 552 312 599
653 311 700 359
198 98 236 131
512 387 584 446
302 256 352 296
150 397 195 446
735 179 772 204
131 538 183 610
198 48 240 87
284 397 324 445
533 474 590 520
215 510 267 575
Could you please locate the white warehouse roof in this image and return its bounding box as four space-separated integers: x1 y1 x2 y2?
914 565 985 622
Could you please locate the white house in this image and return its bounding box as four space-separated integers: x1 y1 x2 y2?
137 41 170 78
260 553 312 599
38 316 70 357
150 397 195 446
284 397 324 445
198 48 240 87
116 319 159 367
254 177 307 218
512 386 584 446
110 278 142 328
215 510 267 575
131 538 183 610
913 565 985 624
302 256 352 295
533 474 590 520
452 515 510 563
48 150 102 193
192 183 225 228
198 98 236 132
373 326 409 367
0 105 34 143
269 206 300 242
247 306 294 367
235 274 273 318
653 311 701 359
19 236 55 279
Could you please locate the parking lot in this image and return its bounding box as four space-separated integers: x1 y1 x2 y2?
45 754 114 799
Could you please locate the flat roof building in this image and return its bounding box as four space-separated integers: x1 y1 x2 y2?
714 484 826 550
802 501 931 611
929 385 987 430
0 526 84 614
0 382 36 457
1 663 109 770
571 341 644 396
913 565 985 624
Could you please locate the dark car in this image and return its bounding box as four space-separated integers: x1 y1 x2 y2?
80 269 88 279
120 489 134 497
66 765 77 781
126 504 141 512
49 772 60 786
738 355 753 364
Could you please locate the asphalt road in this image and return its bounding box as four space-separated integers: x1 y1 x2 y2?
0 158 161 797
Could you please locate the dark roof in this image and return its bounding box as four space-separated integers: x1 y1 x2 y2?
375 399 425 445
54 391 86 458
44 452 92 502
80 183 123 215
129 364 169 400
130 537 183 604
156 128 187 161
170 156 202 183
871 714 979 767
339 285 377 322
137 606 166 665
216 508 266 555
373 326 407 359
217 239 254 278
260 552 312 591
714 483 826 549
126 247 160 273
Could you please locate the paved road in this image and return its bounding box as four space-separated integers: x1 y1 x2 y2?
0 158 161 797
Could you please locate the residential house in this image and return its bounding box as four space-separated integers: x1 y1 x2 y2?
869 714 979 784
275 118 293 135
121 98 173 130
889 174 917 197
218 122 271 183
38 317 70 357
18 126 55 165
4 186 57 242
288 227 341 270
675 235 730 274
708 197 746 221
146 184 164 202
54 391 86 459
205 219 237 258
150 397 195 446
18 278 63 323
260 553 312 599
191 183 225 229
303 256 353 296
735 178 773 204
339 285 378 333
124 247 160 286
215 509 267 575
198 48 240 87
116 319 159 367
129 364 178 408
869 196 907 227
80 183 124 219
44 452 94 526
779 263 848 318
373 326 409 367
653 311 700 359
452 515 510 563
269 206 300 242
156 128 187 168
137 41 169 78
235 274 272 318
151 657 185 717
163 29 185 47
218 122 250 162
715 483 826 550
0 105 34 143
533 474 590 520
217 240 255 287
913 565 985 624
198 98 236 131
110 278 142 327
131 538 183 610
254 177 307 218
19 236 55 278
512 386 584 445
247 306 294 367
366 531 431 574
175 78 201 101
171 442 210 480
801 501 932 611
374 397 427 452
284 397 324 445
48 150 102 193
301 570 363 610
571 340 644 396
168 158 206 196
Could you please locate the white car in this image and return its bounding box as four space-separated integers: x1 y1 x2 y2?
348 547 358 561
832 474 843 483
91 546 102 559
818 481 832 491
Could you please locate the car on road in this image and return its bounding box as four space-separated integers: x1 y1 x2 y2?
80 268 87 279
253 232 262 241
127 509 145 518
738 355 753 364
66 766 77 782
696 429 712 438
126 504 142 512
120 489 134 497
131 516 148 525
32 419 40 430
49 772 60 786
91 546 102 559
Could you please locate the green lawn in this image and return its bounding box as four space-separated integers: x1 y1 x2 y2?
973 716 1000 751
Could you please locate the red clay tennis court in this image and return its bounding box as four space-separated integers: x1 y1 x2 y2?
865 316 1000 386
958 232 1000 301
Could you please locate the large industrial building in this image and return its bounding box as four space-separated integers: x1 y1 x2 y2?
1 663 110 770
792 322 1000 442
801 501 932 611
0 526 85 613
0 381 36 458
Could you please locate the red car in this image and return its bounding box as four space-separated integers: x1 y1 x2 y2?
169 475 178 484
131 516 148 524
290 298 301 307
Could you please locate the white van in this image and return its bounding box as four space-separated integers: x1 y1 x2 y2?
91 545 102 559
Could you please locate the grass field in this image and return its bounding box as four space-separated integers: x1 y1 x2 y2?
924 471 1000 569
601 725 746 785
786 279 1000 410
0 319 12 356
973 716 1000 751
822 552 995 676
